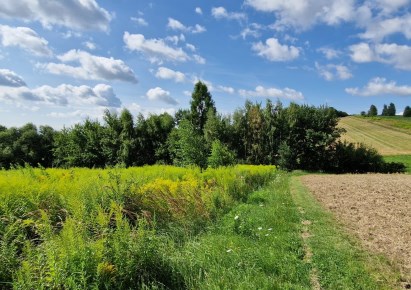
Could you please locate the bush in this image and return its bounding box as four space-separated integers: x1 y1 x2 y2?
207 140 236 168
326 141 405 173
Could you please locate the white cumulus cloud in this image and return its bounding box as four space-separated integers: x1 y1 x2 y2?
155 67 186 83
39 49 137 83
360 14 411 41
318 47 341 59
346 77 411 96
315 63 352 81
167 18 206 34
0 69 27 87
195 7 203 15
124 32 190 63
245 0 355 30
124 32 205 64
252 38 300 61
239 85 304 100
83 41 96 50
218 85 235 94
146 87 178 105
211 7 247 21
0 83 121 107
349 42 411 70
0 0 112 31
0 25 52 57
131 17 148 26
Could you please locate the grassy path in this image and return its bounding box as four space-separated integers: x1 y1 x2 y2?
290 175 401 289
170 173 401 289
339 116 411 155
173 173 311 289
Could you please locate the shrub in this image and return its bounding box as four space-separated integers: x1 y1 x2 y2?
327 141 405 173
207 140 236 168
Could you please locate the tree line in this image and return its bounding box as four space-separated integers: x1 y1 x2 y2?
0 82 405 173
362 103 411 117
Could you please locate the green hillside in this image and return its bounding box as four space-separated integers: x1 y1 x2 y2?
338 116 411 156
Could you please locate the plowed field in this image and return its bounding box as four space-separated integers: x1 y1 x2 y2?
301 174 411 282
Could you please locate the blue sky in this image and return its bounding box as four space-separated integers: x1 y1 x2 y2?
1 0 411 128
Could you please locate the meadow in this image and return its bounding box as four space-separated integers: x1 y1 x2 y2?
0 165 402 289
338 116 411 156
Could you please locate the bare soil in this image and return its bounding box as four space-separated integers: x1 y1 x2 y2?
300 174 411 281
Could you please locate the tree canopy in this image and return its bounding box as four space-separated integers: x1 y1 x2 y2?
0 83 404 173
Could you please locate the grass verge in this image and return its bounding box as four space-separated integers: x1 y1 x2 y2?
290 175 401 289
171 173 311 289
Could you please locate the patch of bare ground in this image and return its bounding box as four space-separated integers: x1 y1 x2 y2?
301 174 411 286
297 207 321 290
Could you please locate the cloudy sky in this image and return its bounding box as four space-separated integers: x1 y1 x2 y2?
1 0 411 128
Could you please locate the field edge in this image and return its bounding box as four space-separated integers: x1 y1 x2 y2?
289 175 402 290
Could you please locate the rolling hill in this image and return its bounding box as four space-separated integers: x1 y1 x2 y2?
338 116 411 156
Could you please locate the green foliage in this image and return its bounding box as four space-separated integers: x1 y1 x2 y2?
404 106 411 117
384 155 411 173
0 165 276 288
388 102 396 116
282 104 341 171
168 119 207 169
0 81 403 174
382 103 396 116
190 81 216 132
207 140 236 168
0 123 55 169
368 104 378 116
326 141 405 173
330 107 349 117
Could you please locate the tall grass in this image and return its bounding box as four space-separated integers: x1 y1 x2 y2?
0 165 276 289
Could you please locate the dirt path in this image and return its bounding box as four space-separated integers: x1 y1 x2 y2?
297 206 321 290
300 174 411 286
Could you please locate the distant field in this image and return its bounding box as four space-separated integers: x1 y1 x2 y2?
339 116 411 155
368 116 411 134
384 155 411 173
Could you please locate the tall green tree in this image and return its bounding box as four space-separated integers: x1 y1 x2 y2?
101 109 122 166
387 102 396 116
53 120 105 168
381 104 388 116
168 119 207 169
134 113 175 165
39 125 55 167
119 109 134 167
207 140 235 168
245 102 265 164
403 106 411 117
14 123 43 166
368 105 378 116
190 81 216 132
0 127 18 168
281 104 341 171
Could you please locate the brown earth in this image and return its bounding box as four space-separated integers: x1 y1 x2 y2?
300 174 411 283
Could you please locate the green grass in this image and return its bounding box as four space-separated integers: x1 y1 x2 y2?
290 175 401 289
384 155 411 173
169 173 402 289
339 116 411 155
0 167 404 288
172 173 311 289
368 116 411 134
